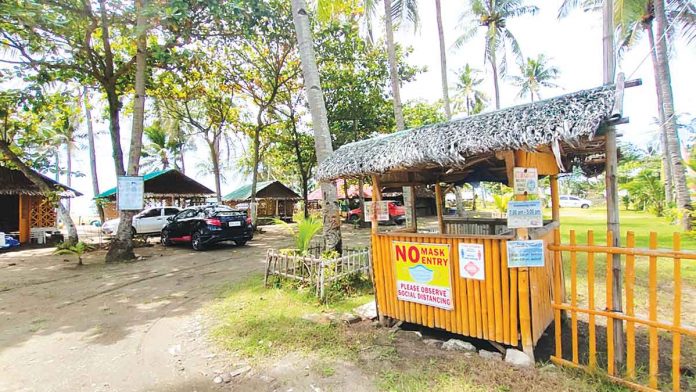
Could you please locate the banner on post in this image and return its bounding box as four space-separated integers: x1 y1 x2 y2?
365 201 389 221
513 167 538 195
507 200 543 228
393 241 453 310
506 240 545 267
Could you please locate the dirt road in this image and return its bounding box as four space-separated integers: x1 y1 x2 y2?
0 225 324 392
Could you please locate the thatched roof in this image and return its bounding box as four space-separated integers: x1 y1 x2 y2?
317 85 617 182
95 169 213 200
0 166 82 197
223 180 300 201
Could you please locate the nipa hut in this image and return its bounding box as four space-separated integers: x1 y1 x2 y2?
223 181 300 221
0 166 82 244
95 169 214 219
316 84 627 360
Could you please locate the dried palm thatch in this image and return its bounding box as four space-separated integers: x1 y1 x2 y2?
317 85 616 181
0 166 81 197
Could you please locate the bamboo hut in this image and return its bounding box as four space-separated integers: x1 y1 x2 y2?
95 169 214 219
317 84 627 360
223 181 300 221
0 166 82 244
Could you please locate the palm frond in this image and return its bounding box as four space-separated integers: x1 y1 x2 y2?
391 0 420 32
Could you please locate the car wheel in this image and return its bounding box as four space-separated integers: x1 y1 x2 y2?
236 240 247 246
161 229 172 246
348 214 360 222
581 204 590 209
191 231 205 251
131 227 137 237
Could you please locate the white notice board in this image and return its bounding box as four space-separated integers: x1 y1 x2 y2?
117 176 144 211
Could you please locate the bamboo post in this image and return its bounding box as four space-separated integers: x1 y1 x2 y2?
371 175 388 326
434 182 445 234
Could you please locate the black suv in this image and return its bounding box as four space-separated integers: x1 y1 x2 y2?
161 205 253 251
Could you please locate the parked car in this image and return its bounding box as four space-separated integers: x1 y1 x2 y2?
102 206 181 236
346 202 406 225
160 205 253 251
559 195 592 209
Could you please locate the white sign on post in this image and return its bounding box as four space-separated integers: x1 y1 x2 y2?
513 167 538 195
365 201 389 221
507 200 543 228
117 176 144 211
458 243 485 280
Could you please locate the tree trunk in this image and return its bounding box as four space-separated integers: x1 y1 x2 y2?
434 0 451 120
82 87 105 223
179 144 186 174
291 0 342 252
646 23 674 204
384 0 406 131
66 131 73 213
491 57 501 110
106 0 148 262
208 139 222 203
250 125 261 224
653 0 692 230
0 141 78 244
358 177 366 223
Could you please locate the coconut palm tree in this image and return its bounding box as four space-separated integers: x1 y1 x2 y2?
559 0 695 229
291 0 344 251
508 54 560 102
452 64 488 116
81 87 105 224
361 0 419 131
456 0 538 110
141 123 179 171
435 0 452 119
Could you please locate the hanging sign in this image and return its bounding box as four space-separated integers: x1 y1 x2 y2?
458 243 485 281
393 241 453 310
117 176 144 211
507 240 545 267
513 167 538 195
507 200 543 228
365 201 389 221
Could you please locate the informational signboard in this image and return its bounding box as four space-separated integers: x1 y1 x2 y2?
393 241 453 310
458 243 485 281
507 200 543 228
365 201 389 221
507 240 545 267
117 176 144 211
513 167 538 195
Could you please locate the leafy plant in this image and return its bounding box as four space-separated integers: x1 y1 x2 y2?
492 193 513 214
274 215 323 255
54 241 93 266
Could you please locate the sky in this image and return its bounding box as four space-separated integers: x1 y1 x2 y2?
25 0 696 217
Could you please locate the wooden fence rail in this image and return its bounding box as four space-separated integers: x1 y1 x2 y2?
549 229 696 392
264 247 371 299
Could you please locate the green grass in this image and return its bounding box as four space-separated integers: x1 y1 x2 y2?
207 276 630 391
555 207 696 249
207 275 375 361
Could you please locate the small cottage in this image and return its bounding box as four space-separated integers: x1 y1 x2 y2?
223 181 300 221
0 166 82 244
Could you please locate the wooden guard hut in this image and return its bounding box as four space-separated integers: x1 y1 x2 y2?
317 84 626 360
95 169 214 220
223 181 300 220
0 166 82 244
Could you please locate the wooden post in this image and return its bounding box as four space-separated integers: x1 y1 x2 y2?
371 175 381 234
403 183 418 232
550 175 560 222
434 182 445 234
358 177 366 224
603 0 624 367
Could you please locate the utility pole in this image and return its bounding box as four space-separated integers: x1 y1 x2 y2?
603 0 624 370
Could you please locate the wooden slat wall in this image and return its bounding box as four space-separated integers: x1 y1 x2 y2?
372 232 557 346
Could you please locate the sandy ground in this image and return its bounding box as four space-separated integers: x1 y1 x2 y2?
0 224 371 392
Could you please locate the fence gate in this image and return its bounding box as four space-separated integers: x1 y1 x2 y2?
549 229 696 391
